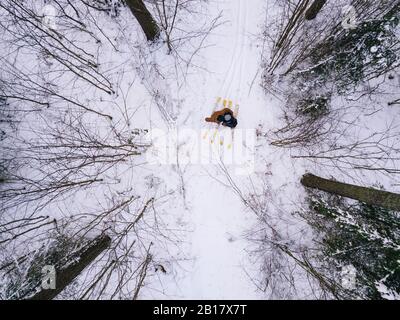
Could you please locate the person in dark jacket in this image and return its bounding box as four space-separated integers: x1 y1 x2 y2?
205 108 238 128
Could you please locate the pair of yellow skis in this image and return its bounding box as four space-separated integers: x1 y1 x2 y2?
203 97 239 149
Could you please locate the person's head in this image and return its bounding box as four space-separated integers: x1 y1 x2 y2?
224 113 232 121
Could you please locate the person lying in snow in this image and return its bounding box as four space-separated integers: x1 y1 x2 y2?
205 108 238 128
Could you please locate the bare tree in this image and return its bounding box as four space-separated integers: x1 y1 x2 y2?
0 0 184 300
126 0 160 41
29 235 111 300
304 0 327 20
301 173 400 211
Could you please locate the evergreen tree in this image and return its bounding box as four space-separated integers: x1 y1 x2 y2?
309 5 400 91
304 193 400 299
294 3 400 117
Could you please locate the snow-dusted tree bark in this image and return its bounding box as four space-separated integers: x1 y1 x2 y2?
301 174 400 211
304 0 327 20
126 0 160 41
29 235 111 300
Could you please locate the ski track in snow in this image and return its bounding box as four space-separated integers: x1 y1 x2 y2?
160 0 265 299
181 0 256 300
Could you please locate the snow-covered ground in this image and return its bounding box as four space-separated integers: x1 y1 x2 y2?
139 0 266 299
2 0 398 300
138 0 311 299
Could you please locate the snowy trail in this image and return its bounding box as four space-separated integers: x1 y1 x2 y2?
140 0 398 300
168 0 266 299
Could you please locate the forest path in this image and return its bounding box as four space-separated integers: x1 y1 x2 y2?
170 0 267 299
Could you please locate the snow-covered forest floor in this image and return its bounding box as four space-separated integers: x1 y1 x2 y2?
1 0 399 300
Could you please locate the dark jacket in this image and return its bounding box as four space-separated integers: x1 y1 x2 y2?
217 112 238 128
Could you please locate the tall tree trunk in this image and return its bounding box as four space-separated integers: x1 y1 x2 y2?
126 0 160 42
301 173 400 211
29 235 111 300
304 0 327 20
